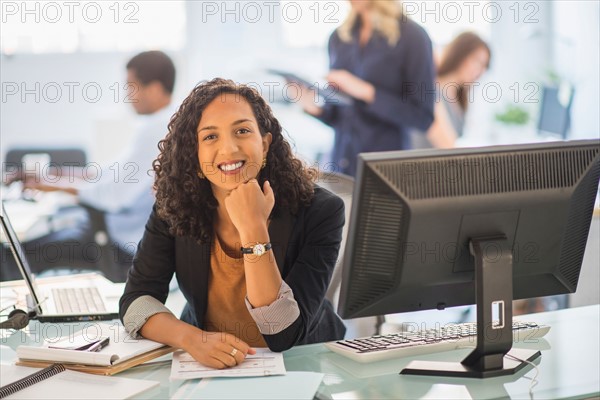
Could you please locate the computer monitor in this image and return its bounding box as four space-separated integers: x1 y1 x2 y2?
338 140 600 378
537 85 575 139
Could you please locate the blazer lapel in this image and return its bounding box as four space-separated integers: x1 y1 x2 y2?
179 237 211 329
268 210 294 273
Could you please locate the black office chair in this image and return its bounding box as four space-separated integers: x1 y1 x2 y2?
318 171 382 337
3 147 131 282
78 203 133 282
3 148 87 183
318 172 353 305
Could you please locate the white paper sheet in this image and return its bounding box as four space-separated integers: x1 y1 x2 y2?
171 371 324 400
170 348 286 381
2 366 159 399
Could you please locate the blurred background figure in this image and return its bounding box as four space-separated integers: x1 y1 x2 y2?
7 51 177 282
298 0 435 176
414 32 491 149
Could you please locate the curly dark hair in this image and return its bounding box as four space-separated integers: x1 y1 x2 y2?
153 78 316 243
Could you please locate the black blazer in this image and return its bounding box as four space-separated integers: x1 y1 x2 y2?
120 186 346 351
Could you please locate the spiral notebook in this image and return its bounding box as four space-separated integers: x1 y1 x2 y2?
0 364 159 399
15 322 174 375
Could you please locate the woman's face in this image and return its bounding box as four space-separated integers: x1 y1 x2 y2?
458 46 490 84
196 94 272 195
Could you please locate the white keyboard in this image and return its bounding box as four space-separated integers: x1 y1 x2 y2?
325 321 550 363
52 287 106 314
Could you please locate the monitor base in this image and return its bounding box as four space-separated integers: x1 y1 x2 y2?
400 348 541 378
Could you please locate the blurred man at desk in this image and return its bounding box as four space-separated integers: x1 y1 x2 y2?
14 51 177 282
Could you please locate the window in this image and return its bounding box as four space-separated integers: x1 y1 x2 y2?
279 0 490 49
409 1 491 46
280 1 350 48
1 1 185 54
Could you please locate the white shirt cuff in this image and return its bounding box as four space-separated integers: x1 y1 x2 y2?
123 295 174 338
245 281 300 335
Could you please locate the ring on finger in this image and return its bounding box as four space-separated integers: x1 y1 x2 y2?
230 347 238 357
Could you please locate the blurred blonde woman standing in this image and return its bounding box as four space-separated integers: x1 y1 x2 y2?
299 0 435 176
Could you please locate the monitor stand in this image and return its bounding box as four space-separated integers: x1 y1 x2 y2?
400 237 541 378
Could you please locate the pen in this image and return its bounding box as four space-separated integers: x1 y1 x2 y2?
85 337 110 353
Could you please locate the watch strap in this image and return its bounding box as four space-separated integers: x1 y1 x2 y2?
240 242 272 255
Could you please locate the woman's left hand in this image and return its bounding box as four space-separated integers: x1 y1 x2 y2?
225 179 274 237
327 69 375 103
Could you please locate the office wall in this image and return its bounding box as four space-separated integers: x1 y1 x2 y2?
553 1 600 139
570 216 600 307
0 51 186 164
1 1 599 167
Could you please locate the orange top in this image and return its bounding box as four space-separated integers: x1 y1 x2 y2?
203 237 268 348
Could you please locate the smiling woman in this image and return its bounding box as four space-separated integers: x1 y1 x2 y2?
119 78 347 369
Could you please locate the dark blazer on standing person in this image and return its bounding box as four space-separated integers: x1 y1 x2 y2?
120 186 346 351
318 17 435 176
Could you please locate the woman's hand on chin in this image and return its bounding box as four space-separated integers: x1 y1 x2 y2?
224 179 274 237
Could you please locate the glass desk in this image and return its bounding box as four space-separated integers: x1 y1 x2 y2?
1 305 598 399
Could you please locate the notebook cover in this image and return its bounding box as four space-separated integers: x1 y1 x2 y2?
16 346 175 376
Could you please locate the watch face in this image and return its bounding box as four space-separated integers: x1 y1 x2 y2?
253 244 266 256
